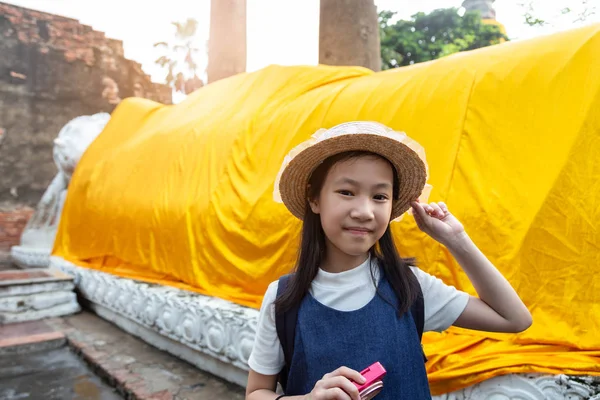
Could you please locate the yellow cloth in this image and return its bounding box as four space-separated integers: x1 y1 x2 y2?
53 24 600 394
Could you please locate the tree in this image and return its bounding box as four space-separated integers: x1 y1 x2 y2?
154 19 205 94
379 8 508 69
518 0 597 27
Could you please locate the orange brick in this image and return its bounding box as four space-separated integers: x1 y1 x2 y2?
0 331 65 348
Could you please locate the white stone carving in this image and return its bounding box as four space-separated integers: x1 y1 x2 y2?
9 246 52 269
49 256 600 397
52 113 111 180
434 373 600 399
11 113 110 268
0 268 81 324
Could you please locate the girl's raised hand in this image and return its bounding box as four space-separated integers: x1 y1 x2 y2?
411 201 465 247
306 366 364 400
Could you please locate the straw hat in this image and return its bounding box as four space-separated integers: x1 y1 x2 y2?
273 121 432 221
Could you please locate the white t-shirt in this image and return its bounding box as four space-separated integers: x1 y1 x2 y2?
248 257 470 376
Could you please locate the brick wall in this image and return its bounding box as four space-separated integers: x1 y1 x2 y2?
0 2 173 207
0 2 172 248
0 2 171 104
0 206 34 253
0 2 125 60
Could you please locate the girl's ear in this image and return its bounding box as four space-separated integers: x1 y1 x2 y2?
307 184 320 214
308 198 320 214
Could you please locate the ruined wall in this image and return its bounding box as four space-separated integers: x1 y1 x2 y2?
0 2 172 252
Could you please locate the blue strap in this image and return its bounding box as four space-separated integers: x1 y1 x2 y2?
275 274 298 393
410 286 427 362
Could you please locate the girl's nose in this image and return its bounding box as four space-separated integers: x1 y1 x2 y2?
349 198 374 220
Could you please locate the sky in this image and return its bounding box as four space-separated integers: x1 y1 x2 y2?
4 0 600 87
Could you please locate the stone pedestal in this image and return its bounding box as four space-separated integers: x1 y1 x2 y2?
0 268 80 324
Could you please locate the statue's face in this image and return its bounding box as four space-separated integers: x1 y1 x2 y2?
52 113 111 178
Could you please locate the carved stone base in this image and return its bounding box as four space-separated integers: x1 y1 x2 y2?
50 256 256 388
87 301 250 387
434 373 600 399
49 256 600 398
10 246 51 269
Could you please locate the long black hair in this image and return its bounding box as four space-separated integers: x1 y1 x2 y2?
274 151 420 317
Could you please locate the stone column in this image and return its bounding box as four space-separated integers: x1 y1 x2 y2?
462 0 497 20
319 0 381 71
207 0 247 83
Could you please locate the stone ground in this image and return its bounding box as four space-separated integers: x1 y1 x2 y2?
1 342 122 400
0 312 246 400
47 312 246 400
0 253 246 400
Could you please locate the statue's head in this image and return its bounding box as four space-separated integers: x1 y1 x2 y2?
53 113 111 179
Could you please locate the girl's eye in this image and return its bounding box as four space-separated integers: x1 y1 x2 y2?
374 194 389 201
337 190 353 196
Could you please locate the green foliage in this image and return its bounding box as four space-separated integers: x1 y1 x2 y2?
379 8 508 69
519 1 547 26
519 0 596 26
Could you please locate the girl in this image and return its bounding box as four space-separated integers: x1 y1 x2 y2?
246 121 532 400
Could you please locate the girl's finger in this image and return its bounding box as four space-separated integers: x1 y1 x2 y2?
411 203 430 230
411 201 428 220
438 201 449 212
324 387 352 400
324 366 364 384
429 202 444 218
321 377 359 400
412 209 426 227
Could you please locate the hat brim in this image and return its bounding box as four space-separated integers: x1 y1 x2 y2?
278 133 427 220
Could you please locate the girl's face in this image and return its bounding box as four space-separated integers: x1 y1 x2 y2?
309 155 394 266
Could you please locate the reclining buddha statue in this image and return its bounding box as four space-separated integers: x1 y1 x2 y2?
15 23 600 399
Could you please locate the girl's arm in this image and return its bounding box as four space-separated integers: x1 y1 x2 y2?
444 231 532 332
246 367 364 400
245 370 287 400
411 201 532 333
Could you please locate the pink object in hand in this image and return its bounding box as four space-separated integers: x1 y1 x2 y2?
353 362 387 399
